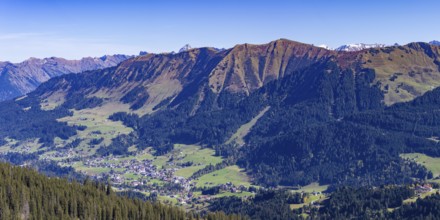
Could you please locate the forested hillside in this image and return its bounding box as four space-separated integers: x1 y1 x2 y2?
210 186 440 219
0 162 242 220
239 85 440 187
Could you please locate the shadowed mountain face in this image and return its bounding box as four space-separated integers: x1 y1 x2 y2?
2 39 440 188
0 54 132 101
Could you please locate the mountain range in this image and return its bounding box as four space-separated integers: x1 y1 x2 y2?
39 39 438 108
3 40 439 103
318 40 440 51
0 54 132 101
2 38 440 189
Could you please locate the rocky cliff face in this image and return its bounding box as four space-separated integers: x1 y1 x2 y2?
0 54 132 101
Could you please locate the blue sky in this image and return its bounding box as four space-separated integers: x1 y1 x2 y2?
1 0 439 62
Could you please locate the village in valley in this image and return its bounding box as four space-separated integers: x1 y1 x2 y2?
49 144 256 207
0 108 257 207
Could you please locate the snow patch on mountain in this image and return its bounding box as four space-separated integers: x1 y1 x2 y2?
317 44 332 50
335 43 386 52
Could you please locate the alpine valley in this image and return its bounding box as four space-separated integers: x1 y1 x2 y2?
3 39 440 219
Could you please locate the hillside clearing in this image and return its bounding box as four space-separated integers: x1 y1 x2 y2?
290 182 329 193
401 153 440 177
226 106 270 146
195 165 252 188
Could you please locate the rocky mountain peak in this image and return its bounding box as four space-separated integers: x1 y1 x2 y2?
179 44 193 53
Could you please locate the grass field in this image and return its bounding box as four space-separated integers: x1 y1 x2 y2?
40 92 66 110
124 172 139 180
148 179 165 186
290 182 329 193
174 144 222 165
401 153 440 177
289 194 326 210
289 189 327 210
72 162 111 175
158 195 179 205
303 194 322 203
154 144 223 178
213 191 254 198
175 165 205 178
290 203 306 210
403 189 439 204
195 165 251 188
0 138 41 154
103 151 155 164
226 106 270 146
57 108 133 156
362 47 440 105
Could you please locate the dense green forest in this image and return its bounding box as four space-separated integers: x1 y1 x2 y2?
390 193 440 219
209 190 300 220
239 83 440 187
209 186 440 219
318 186 415 219
0 162 244 220
0 97 76 145
317 185 440 219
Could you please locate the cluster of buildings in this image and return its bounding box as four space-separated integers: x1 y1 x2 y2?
77 155 197 202
415 183 433 196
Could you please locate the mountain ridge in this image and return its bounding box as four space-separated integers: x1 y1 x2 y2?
36 39 440 111
0 54 132 101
